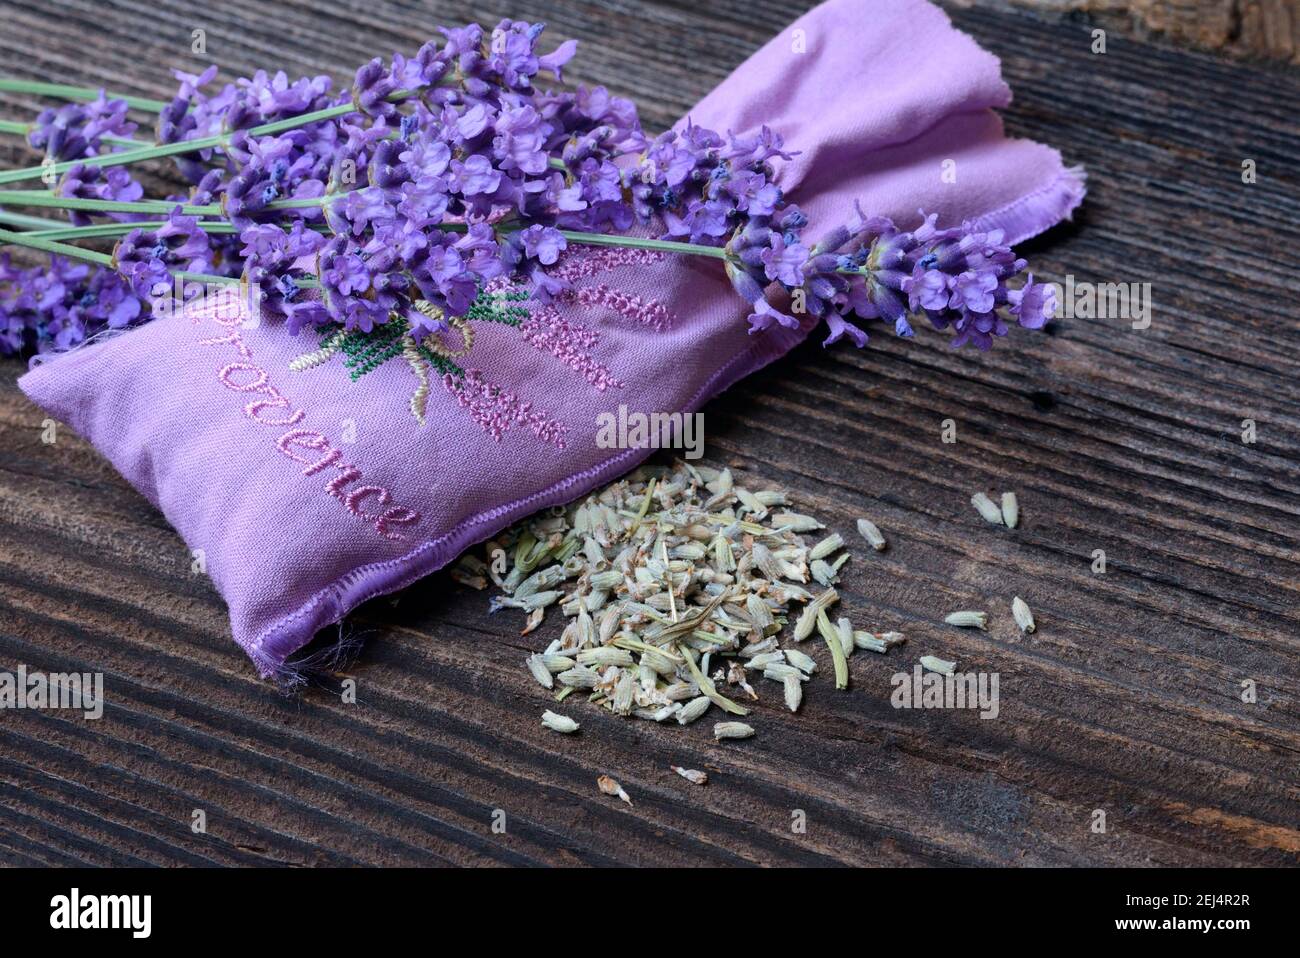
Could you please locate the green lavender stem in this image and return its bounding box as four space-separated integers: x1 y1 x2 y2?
0 102 359 187
0 190 220 216
555 230 728 259
27 220 338 240
0 208 64 230
29 221 234 240
0 78 168 113
0 226 113 265
6 199 730 262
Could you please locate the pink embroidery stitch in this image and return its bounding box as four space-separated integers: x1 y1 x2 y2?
442 368 569 449
198 328 253 358
562 284 676 332
194 312 423 541
218 362 271 393
276 429 345 476
518 304 623 391
548 246 665 282
245 391 306 427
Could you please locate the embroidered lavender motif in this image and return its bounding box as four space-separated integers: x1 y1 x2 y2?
516 304 623 392
443 369 569 449
286 245 678 441
548 247 676 333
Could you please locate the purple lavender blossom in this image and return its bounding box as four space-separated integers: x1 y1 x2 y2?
789 210 1036 349
113 206 214 299
28 92 137 161
2 18 1054 363
0 254 142 357
57 164 146 226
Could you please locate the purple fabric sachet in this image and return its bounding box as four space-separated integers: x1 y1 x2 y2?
18 0 1083 677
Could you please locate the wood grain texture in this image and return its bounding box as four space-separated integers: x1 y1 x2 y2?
1 0 1298 867
959 0 1300 64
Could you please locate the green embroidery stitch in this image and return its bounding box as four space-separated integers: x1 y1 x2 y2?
332 320 409 381
288 286 527 426
466 287 529 326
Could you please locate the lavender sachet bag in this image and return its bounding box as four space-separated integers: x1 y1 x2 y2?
15 0 1083 678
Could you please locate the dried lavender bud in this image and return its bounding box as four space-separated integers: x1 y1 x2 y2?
751 542 785 581
557 665 600 689
762 663 805 682
575 647 634 668
784 648 818 674
808 533 844 561
541 710 579 734
971 492 1004 526
920 655 956 676
1012 596 1036 633
713 722 756 740
1002 492 1019 528
795 588 839 641
676 695 711 725
527 654 554 689
783 675 803 713
856 518 887 551
945 610 989 630
853 631 905 653
811 559 838 587
597 775 633 806
771 512 824 533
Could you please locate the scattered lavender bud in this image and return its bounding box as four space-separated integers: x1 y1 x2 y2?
971 492 1004 525
1012 596 1036 633
762 663 805 682
795 588 839 641
837 616 855 657
527 654 553 689
541 710 579 734
772 512 824 533
920 655 956 676
811 558 838 587
1002 492 1019 528
714 722 756 740
575 647 634 668
676 695 711 725
744 651 786 670
597 775 633 806
808 533 844 561
783 675 803 712
671 766 708 785
783 648 818 674
856 517 887 551
557 665 601 689
945 610 989 630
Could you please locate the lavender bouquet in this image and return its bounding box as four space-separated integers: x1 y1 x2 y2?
0 19 1055 364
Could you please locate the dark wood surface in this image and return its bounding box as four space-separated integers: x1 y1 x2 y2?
1 0 1298 867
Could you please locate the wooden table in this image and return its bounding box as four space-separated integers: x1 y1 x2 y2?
1 0 1297 867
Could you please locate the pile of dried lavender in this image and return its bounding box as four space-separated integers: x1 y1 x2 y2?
454 461 906 741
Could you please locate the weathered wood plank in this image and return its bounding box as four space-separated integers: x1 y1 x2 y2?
0 0 1297 867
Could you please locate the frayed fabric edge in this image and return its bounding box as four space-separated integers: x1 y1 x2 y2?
972 164 1086 246
254 620 372 692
